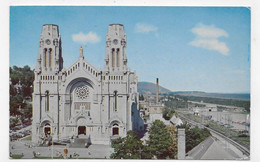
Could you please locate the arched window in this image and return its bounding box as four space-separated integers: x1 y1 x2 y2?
112 48 115 67
117 48 120 67
44 48 47 67
49 48 52 67
112 123 119 136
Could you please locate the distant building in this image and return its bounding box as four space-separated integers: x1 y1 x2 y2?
32 24 144 145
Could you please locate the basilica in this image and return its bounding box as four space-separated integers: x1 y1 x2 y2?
32 24 144 145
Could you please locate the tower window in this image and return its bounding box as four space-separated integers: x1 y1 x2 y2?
117 48 120 67
112 48 115 67
44 48 47 67
49 48 52 67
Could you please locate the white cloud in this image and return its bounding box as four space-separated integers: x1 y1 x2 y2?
190 23 230 56
191 23 229 38
190 38 229 56
72 32 100 44
135 23 158 33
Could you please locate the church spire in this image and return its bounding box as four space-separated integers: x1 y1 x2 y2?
79 46 84 59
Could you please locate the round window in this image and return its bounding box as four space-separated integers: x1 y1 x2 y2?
75 85 89 99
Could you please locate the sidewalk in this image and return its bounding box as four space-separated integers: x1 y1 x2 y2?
10 140 114 159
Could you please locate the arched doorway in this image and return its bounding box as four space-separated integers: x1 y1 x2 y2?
44 123 51 136
78 126 86 135
112 123 119 136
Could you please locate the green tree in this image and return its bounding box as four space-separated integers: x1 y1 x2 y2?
162 107 175 120
10 65 34 97
167 125 178 159
10 94 24 116
146 120 172 159
110 131 144 159
23 104 32 119
9 65 34 121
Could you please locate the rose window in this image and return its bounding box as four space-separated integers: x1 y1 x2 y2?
75 86 89 99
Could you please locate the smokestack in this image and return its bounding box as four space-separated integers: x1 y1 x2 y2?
156 78 159 104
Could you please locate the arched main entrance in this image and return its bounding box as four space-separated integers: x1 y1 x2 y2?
78 126 86 135
44 123 51 136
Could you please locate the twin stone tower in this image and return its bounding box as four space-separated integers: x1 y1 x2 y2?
32 24 144 145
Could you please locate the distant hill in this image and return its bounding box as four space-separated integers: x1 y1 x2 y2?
137 82 171 94
138 82 250 100
169 91 250 101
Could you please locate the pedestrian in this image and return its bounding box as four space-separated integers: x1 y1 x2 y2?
64 147 68 158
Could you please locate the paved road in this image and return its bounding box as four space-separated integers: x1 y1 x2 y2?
201 138 235 160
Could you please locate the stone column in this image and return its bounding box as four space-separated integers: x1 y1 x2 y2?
178 128 186 160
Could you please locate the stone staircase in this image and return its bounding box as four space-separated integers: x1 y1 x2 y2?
70 136 91 148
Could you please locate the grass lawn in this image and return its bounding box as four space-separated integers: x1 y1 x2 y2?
21 135 32 141
10 154 24 159
232 136 250 147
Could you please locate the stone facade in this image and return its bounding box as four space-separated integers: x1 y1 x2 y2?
32 24 144 145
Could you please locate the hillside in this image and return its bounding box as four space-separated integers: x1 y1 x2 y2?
137 82 171 94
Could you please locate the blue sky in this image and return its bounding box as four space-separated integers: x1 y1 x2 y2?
10 6 250 93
